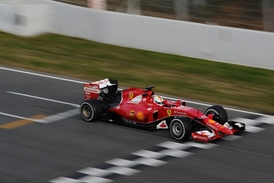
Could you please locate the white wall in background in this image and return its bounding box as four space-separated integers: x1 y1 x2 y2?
46 1 274 70
0 1 48 36
0 0 274 70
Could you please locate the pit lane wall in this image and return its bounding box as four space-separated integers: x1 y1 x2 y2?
0 0 274 70
0 1 49 36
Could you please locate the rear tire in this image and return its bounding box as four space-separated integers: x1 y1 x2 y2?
80 100 103 122
205 105 228 125
169 117 193 140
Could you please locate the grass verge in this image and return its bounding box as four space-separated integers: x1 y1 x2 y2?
0 31 274 114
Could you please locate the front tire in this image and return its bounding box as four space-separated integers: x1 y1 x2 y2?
169 117 193 140
80 100 103 122
205 105 228 125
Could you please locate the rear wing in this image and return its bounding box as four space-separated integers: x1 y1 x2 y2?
84 78 118 100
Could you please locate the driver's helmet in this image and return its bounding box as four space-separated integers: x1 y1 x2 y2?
153 95 164 105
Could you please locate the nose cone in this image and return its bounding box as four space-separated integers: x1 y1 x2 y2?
220 126 233 135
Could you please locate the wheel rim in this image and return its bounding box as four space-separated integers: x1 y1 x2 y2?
172 122 182 136
82 105 91 118
171 120 185 139
81 103 94 120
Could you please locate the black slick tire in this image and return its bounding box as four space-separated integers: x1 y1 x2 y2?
205 105 228 125
169 117 193 140
80 100 103 122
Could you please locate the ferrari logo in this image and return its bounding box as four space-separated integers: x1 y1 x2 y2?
129 92 134 100
167 110 172 116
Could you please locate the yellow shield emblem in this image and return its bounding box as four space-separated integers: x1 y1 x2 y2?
129 92 134 100
167 110 172 116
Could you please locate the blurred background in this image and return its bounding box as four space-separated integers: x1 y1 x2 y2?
54 0 274 32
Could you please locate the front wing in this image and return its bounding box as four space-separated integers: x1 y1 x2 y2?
191 121 245 142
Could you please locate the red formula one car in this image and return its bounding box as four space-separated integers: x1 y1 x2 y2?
80 78 245 142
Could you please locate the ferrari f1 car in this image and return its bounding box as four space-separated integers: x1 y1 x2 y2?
80 78 245 142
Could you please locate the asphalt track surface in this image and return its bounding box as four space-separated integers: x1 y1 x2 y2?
0 66 274 183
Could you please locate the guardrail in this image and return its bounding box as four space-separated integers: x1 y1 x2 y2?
0 0 274 70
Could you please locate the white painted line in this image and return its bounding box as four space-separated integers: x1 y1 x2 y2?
255 116 274 125
0 66 85 84
7 91 79 107
245 126 265 133
185 142 218 149
4 91 79 124
132 150 165 159
79 176 113 183
0 109 79 124
1 66 272 117
48 177 82 183
221 107 271 117
134 157 167 167
106 158 139 167
106 166 140 176
0 112 44 122
157 141 191 150
0 112 32 120
160 149 192 158
39 109 79 124
231 117 263 126
78 167 111 177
